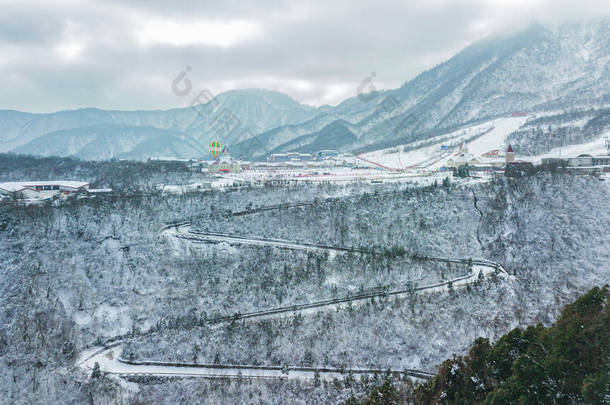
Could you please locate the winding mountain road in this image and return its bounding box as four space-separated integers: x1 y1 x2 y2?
76 222 507 382
162 223 365 253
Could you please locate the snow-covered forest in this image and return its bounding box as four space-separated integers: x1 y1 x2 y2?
505 108 610 156
1 154 609 404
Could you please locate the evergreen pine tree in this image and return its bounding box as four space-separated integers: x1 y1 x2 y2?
91 362 101 379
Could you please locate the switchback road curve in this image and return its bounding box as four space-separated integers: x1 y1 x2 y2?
76 218 508 382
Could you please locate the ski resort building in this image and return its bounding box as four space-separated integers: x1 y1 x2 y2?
208 149 241 173
267 152 314 163
316 150 340 160
542 154 610 171
0 181 90 199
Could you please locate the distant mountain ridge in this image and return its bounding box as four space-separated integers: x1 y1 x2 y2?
1 20 608 161
0 89 322 160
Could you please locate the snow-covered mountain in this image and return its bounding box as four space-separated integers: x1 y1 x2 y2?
1 20 608 161
11 124 209 161
0 89 321 160
234 20 610 159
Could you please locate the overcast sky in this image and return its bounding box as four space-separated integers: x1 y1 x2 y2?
0 0 608 113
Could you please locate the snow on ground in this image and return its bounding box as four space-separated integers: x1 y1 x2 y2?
361 116 529 170
529 131 610 163
214 167 451 186
81 345 427 381
185 116 530 188
157 183 211 193
464 116 529 156
157 115 596 193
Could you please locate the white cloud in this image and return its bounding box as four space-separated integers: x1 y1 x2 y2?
0 0 608 112
135 18 262 48
56 41 84 60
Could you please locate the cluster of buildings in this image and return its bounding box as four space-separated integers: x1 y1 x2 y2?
444 140 610 177
185 148 356 174
265 150 355 168
151 135 610 178
443 144 520 175
207 151 249 173
541 154 610 174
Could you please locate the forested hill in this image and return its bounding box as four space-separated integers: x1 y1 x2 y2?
349 286 609 404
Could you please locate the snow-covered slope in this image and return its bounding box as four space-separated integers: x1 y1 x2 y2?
506 108 610 155
12 124 207 160
361 116 528 169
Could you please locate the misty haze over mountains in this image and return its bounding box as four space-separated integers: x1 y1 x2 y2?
1 19 608 161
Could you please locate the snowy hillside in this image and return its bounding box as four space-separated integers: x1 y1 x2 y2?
12 124 207 161
506 107 610 155
2 165 608 404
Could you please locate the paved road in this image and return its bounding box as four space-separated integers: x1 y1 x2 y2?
77 221 508 382
163 224 364 253
78 344 434 381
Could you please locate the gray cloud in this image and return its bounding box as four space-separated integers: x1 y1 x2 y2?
0 0 608 112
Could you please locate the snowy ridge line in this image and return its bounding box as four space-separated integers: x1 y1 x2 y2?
115 357 435 379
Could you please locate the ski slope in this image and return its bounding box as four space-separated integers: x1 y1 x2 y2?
362 116 529 170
